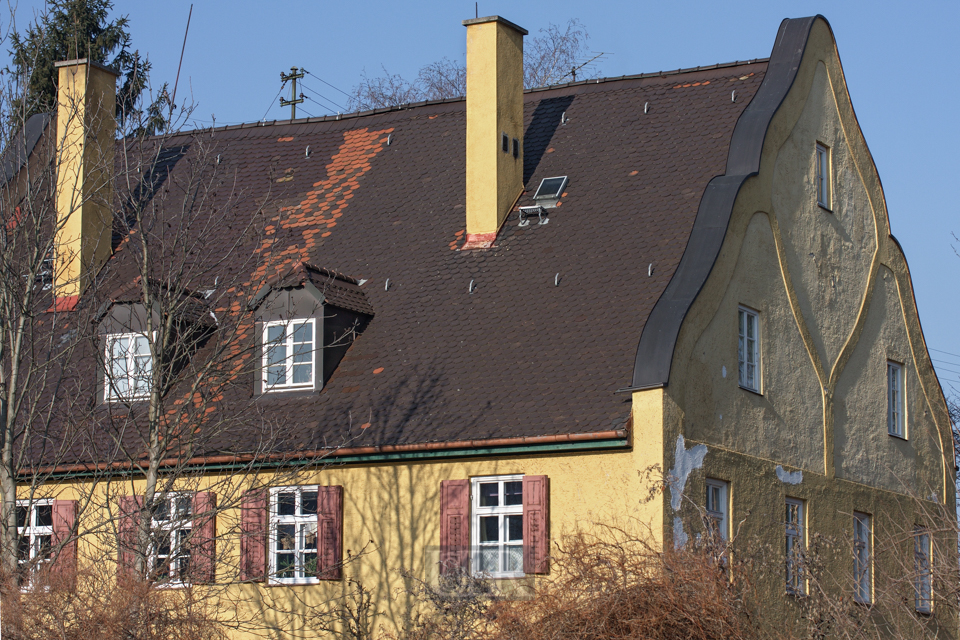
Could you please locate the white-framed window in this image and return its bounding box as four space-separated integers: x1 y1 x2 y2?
816 142 831 209
105 333 152 400
914 527 932 614
785 498 806 595
853 512 872 604
738 307 760 392
471 475 524 578
269 486 318 584
16 500 53 584
705 479 729 541
263 319 315 391
149 494 193 585
888 361 905 438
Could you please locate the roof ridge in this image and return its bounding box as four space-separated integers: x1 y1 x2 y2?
163 57 769 138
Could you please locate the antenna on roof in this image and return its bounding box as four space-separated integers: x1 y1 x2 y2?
475 2 478 18
170 3 193 116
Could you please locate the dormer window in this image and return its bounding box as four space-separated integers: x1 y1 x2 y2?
263 319 316 391
105 333 152 400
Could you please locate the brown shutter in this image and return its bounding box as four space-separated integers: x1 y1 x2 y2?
523 475 549 574
239 489 267 582
439 479 470 576
117 495 143 582
191 492 217 584
51 500 77 588
316 486 343 580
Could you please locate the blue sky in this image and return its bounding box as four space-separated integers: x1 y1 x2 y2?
5 1 960 397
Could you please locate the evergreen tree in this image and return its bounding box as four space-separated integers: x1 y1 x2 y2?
7 0 168 135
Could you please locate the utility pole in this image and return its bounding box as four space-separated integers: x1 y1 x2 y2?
280 67 305 120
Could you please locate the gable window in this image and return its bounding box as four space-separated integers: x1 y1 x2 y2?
887 361 904 438
17 501 52 584
816 142 831 209
853 512 872 604
914 527 932 614
105 333 152 400
150 494 192 585
471 475 524 578
785 498 806 595
263 319 315 391
738 307 760 392
705 479 729 541
269 487 318 584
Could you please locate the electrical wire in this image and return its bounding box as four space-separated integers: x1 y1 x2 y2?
261 81 288 122
304 70 352 98
300 94 334 116
300 82 346 112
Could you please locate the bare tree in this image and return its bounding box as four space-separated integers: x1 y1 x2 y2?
346 19 599 111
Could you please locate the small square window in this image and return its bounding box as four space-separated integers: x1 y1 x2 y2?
262 319 316 392
816 143 831 209
887 361 905 438
705 479 729 541
512 138 519 158
502 132 509 153
105 333 152 400
738 307 760 393
785 498 806 595
471 475 524 578
853 512 872 604
914 527 932 613
269 486 319 584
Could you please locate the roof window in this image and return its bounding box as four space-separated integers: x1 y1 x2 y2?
532 176 568 208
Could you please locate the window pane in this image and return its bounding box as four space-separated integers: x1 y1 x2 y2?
301 492 318 515
16 506 27 529
293 322 312 344
156 532 171 557
266 343 287 366
277 524 296 551
293 342 312 364
479 483 499 507
267 365 285 386
276 552 295 578
133 335 150 355
477 547 498 574
303 523 318 551
304 553 318 576
278 492 296 516
504 481 523 506
154 498 170 522
292 363 312 385
36 505 53 527
17 536 29 560
479 516 499 543
267 325 285 343
504 545 523 572
507 515 523 542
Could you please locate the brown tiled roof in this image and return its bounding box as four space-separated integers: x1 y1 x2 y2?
37 59 772 462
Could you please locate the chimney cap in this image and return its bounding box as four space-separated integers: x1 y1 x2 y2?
462 15 528 36
54 58 121 77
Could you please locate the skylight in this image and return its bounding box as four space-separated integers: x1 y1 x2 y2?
533 176 568 202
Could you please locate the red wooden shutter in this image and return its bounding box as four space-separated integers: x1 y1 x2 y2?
239 489 267 582
191 492 217 584
439 479 470 576
117 495 143 582
317 486 343 580
523 475 549 574
51 500 77 587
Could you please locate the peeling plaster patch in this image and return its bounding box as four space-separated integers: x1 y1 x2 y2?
722 365 727 378
673 517 688 549
776 465 803 484
668 435 708 511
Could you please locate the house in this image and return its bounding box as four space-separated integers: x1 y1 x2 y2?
6 13 954 639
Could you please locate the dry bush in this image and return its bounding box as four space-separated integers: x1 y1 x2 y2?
485 525 760 640
1 565 226 640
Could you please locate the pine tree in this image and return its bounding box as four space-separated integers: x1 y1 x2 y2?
7 0 168 135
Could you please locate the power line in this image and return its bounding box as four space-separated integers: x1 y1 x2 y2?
261 83 287 122
300 82 346 112
304 70 352 98
931 347 960 360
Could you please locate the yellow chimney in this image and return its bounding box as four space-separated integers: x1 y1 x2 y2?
54 59 118 304
462 16 526 249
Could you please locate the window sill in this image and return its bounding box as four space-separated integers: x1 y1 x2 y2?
738 384 763 397
267 577 319 587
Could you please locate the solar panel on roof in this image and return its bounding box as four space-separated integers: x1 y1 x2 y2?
533 176 568 201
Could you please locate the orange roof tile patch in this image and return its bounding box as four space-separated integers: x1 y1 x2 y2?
360 422 372 429
373 367 384 374
277 136 294 142
629 170 639 176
